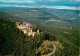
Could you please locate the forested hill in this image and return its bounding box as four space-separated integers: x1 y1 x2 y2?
0 19 79 56
0 19 26 55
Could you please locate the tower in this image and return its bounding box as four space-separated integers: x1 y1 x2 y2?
37 29 39 33
31 29 33 32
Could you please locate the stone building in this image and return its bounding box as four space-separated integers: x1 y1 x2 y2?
16 22 40 37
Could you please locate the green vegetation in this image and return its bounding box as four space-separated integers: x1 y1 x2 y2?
36 40 53 55
49 27 80 56
0 19 25 55
0 7 79 28
0 17 79 56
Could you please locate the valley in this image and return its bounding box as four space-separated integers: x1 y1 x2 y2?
0 7 79 28
0 7 79 56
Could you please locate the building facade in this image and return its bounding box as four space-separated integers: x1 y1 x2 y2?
16 22 40 37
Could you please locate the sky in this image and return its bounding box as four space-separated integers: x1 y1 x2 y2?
0 0 80 10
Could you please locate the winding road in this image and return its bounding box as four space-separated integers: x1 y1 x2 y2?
47 42 56 56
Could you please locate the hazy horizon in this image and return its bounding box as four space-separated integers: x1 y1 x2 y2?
0 0 80 10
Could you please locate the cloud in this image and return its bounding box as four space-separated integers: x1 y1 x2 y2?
41 5 80 10
48 0 57 2
0 0 35 3
0 4 37 8
0 4 80 10
37 0 58 2
76 0 80 1
37 0 76 2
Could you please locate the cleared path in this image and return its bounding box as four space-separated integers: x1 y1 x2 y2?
47 41 56 56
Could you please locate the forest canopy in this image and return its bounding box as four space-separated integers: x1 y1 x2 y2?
0 19 79 56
